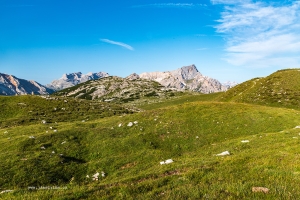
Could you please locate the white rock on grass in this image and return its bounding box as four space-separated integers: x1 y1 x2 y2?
127 122 133 127
54 130 57 132
118 123 122 127
0 190 13 194
241 140 249 143
216 151 230 156
101 171 106 177
61 141 66 144
29 136 35 139
134 121 138 124
160 159 174 165
41 120 47 124
295 126 300 129
40 146 46 150
165 159 173 164
92 172 99 181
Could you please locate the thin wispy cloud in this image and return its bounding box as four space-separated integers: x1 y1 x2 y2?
213 0 300 68
133 3 207 9
100 39 134 51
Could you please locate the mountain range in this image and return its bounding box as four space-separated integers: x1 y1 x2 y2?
0 65 237 96
46 72 109 91
0 73 54 95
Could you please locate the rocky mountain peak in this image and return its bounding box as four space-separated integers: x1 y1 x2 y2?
0 73 54 95
47 71 109 91
139 65 226 93
61 72 83 81
126 73 140 80
172 64 201 80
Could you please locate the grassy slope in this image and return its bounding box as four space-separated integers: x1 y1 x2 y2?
218 69 300 109
0 95 134 128
1 98 300 199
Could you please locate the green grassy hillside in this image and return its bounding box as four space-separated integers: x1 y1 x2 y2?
1 99 300 199
0 95 134 128
218 69 300 109
2 68 300 199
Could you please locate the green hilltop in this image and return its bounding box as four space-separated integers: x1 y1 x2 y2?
1 69 300 199
217 69 300 109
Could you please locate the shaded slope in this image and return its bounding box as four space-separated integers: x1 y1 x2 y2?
218 69 300 109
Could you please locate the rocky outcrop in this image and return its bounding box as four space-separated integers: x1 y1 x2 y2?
139 65 227 93
47 72 109 91
54 76 175 103
0 73 54 95
126 73 140 80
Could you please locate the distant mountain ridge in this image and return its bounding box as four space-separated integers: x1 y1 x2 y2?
47 72 109 91
0 65 237 96
0 73 54 95
139 65 228 93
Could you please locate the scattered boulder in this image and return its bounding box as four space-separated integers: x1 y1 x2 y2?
160 159 174 165
41 120 47 124
216 151 230 156
241 140 249 143
127 122 133 127
92 172 99 181
0 190 13 194
29 136 35 139
252 187 269 193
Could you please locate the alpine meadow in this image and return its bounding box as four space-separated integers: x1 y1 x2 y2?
1 69 300 199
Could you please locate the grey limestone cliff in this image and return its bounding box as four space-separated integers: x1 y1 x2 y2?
139 65 227 93
0 73 54 95
47 72 109 91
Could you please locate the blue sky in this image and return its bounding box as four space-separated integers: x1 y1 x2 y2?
1 0 300 85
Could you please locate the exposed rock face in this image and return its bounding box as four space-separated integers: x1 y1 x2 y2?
0 73 54 95
139 65 227 93
126 73 140 80
55 76 175 103
47 72 109 91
